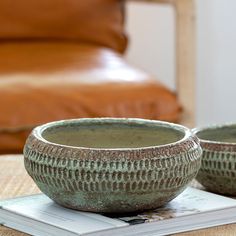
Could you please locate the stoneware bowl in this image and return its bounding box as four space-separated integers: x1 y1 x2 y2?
193 123 236 195
24 118 202 213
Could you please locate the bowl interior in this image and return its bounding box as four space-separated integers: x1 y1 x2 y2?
196 124 236 143
41 120 185 149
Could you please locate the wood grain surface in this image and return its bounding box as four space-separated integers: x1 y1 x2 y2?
130 0 196 127
1 155 236 235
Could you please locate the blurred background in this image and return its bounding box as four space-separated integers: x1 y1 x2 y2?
1 0 236 154
126 0 236 126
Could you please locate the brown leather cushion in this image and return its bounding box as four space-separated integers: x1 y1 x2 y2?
0 0 127 53
0 42 181 154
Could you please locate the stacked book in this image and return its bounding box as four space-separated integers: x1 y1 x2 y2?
1 186 236 236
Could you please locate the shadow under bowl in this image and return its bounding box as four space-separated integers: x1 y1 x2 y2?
194 123 236 195
24 118 202 213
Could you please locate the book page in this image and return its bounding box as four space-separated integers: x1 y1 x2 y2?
1 195 128 234
113 187 236 224
2 187 236 231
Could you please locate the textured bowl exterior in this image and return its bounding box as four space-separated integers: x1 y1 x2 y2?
196 141 236 195
24 119 202 213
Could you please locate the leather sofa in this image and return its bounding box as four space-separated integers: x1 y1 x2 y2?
0 0 181 154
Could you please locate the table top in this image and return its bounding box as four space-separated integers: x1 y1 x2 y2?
1 155 236 236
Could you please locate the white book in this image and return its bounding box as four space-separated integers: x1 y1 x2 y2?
1 187 236 236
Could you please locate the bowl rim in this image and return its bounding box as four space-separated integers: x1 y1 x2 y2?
192 122 236 146
32 118 194 151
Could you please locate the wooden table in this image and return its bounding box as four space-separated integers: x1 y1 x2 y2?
1 155 236 236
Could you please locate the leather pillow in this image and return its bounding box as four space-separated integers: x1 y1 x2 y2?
0 0 127 53
0 42 181 154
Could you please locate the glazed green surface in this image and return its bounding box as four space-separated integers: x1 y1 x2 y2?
42 124 184 148
24 118 201 213
197 125 236 143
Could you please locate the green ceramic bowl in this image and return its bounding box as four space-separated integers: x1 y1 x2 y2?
24 118 202 213
194 123 236 195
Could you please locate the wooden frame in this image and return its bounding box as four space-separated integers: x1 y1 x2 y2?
128 0 196 127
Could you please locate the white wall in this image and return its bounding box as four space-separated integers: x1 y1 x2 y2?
196 0 236 126
125 2 175 91
125 0 236 127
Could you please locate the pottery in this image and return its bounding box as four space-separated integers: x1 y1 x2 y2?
194 123 236 195
24 118 202 213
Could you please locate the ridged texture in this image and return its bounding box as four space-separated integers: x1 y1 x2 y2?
196 142 236 195
24 120 202 213
0 155 207 236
